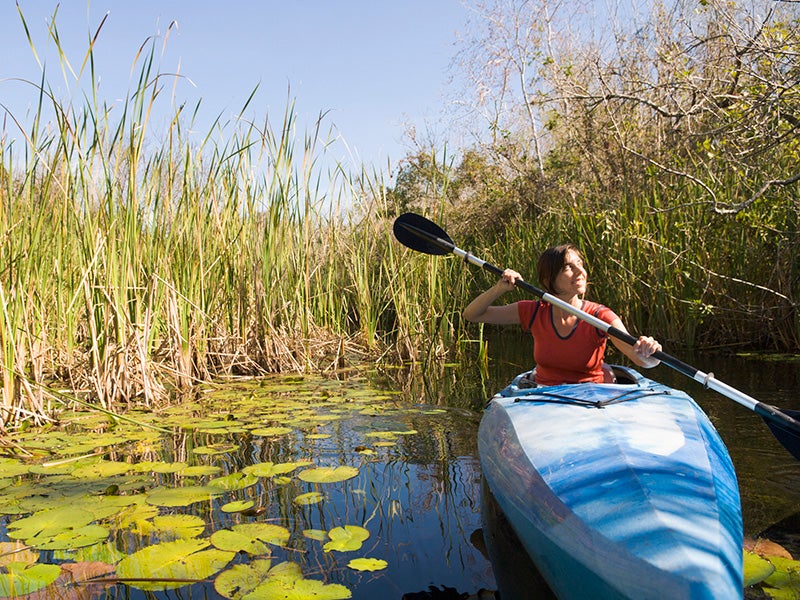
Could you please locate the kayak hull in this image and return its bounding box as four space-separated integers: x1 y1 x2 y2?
478 367 743 599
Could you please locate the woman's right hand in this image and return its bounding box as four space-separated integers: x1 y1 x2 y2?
497 269 523 291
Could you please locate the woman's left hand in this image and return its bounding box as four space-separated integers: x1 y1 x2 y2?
634 336 662 365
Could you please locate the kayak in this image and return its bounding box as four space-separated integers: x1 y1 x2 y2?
478 365 743 599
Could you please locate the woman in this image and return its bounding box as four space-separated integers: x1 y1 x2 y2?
462 243 661 386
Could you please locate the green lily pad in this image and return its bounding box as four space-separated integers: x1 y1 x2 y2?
240 561 351 600
208 472 259 491
744 549 776 587
0 459 31 478
323 525 369 553
298 466 358 484
0 562 61 596
146 485 225 507
763 555 800 598
243 461 312 478
250 426 294 437
192 444 239 456
232 523 291 547
71 460 133 478
294 492 325 506
214 558 273 598
152 514 206 539
34 524 110 551
7 506 95 543
181 465 223 477
347 557 388 572
116 538 234 591
221 500 255 513
210 529 269 556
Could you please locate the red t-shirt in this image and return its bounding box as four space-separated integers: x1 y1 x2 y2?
517 299 619 386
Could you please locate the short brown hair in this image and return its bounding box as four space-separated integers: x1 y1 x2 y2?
537 243 581 295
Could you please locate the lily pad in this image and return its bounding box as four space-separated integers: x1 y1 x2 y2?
232 523 291 547
214 559 273 599
221 500 255 513
0 562 61 596
210 529 270 556
298 466 359 484
323 525 369 553
208 472 259 491
763 555 800 597
240 561 351 600
116 538 234 591
347 557 388 572
243 461 312 478
250 426 294 437
744 549 776 587
294 492 325 506
7 506 95 544
152 514 206 539
146 485 225 507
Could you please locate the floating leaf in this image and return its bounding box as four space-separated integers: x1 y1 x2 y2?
214 559 273 599
35 524 110 551
7 506 95 544
241 561 351 600
0 459 30 478
221 500 255 513
116 538 234 591
307 434 331 440
182 465 223 477
152 514 206 539
250 426 294 437
151 461 189 474
146 485 225 507
243 461 312 478
210 529 269 556
298 466 358 484
71 460 133 478
347 557 388 572
744 549 776 587
208 472 259 491
323 525 369 553
233 523 291 547
192 444 238 456
0 563 61 596
294 492 324 506
763 555 800 597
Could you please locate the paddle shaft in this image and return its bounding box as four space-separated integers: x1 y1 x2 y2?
402 219 798 432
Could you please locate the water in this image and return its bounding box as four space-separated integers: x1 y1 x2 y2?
1 342 798 599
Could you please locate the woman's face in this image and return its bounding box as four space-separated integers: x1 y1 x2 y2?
553 250 587 298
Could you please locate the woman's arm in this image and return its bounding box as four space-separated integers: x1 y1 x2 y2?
607 318 662 368
462 269 523 325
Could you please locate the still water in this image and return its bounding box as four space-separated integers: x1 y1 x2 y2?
0 335 798 599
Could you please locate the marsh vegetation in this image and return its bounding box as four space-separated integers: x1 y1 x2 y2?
1 0 799 433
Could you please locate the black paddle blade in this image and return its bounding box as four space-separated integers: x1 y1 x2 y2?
393 213 454 256
762 408 800 461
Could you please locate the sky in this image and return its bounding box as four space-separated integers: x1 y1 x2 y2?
1 1 468 173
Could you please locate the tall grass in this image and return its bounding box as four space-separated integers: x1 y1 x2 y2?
2 9 797 429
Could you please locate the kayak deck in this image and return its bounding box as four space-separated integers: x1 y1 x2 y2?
478 367 743 599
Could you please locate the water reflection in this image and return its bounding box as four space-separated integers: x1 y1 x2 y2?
2 340 798 599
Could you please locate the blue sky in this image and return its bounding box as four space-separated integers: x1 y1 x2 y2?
2 1 467 171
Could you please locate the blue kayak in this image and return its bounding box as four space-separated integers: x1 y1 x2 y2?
478 366 743 599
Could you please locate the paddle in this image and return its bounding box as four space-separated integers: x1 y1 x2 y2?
393 211 800 461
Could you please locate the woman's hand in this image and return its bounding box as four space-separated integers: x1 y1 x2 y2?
633 336 662 367
497 268 523 292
